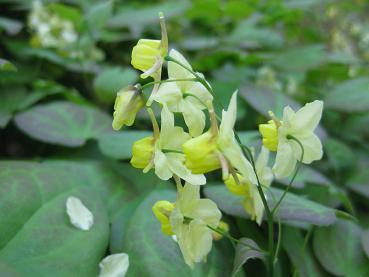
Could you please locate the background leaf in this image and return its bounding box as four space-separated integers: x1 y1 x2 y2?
14 101 112 147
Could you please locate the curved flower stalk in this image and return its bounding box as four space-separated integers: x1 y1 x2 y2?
153 182 221 268
131 13 168 80
112 85 145 130
152 49 213 137
224 147 273 225
131 105 205 185
183 91 256 184
259 100 323 178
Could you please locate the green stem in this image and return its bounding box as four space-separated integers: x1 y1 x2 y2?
207 225 266 253
271 135 304 215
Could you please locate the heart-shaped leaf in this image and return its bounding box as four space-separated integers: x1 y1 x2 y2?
14 101 112 147
232 238 264 277
313 220 369 276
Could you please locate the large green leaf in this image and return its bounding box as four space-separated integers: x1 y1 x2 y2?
325 78 369 112
281 227 323 277
232 238 264 277
121 189 236 276
0 58 17 72
14 101 112 147
98 130 152 160
313 220 369 276
271 45 327 72
203 184 337 226
93 67 137 104
362 230 369 259
0 186 109 277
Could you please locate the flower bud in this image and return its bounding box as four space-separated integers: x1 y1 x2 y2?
224 174 250 196
182 131 220 174
131 39 162 73
152 200 175 235
112 85 144 130
212 221 229 241
131 13 168 79
259 120 278 151
130 136 155 169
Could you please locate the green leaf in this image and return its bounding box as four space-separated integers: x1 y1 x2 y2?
14 101 112 147
362 230 369 259
0 58 17 72
0 16 23 35
108 1 190 35
271 45 327 72
93 67 137 104
85 1 113 39
278 165 332 189
281 227 323 277
313 220 369 276
232 238 264 277
0 86 26 128
325 77 369 112
325 137 356 170
98 131 152 159
47 3 82 25
228 21 284 49
203 184 337 226
0 186 109 277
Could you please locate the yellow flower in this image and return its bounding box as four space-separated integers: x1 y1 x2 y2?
183 131 220 174
131 106 206 185
130 136 155 170
131 13 168 79
183 92 256 183
261 101 324 178
259 120 278 151
152 200 175 235
112 85 144 130
224 147 273 225
170 183 221 268
152 49 213 136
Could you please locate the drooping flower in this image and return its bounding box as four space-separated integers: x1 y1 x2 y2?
153 183 221 268
112 85 144 130
131 12 168 79
152 49 213 136
183 91 256 183
259 100 324 178
130 105 205 185
224 147 273 225
152 200 175 235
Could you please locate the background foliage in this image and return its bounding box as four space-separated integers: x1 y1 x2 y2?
1 0 369 276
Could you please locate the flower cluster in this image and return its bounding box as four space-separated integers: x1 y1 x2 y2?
112 14 324 268
28 0 103 61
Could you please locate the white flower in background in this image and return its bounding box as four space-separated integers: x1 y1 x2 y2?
225 147 273 225
99 253 129 277
259 100 324 178
66 196 94 231
131 105 206 185
170 183 221 268
153 49 213 137
183 92 256 184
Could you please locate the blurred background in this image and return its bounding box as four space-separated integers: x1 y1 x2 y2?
0 0 369 276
